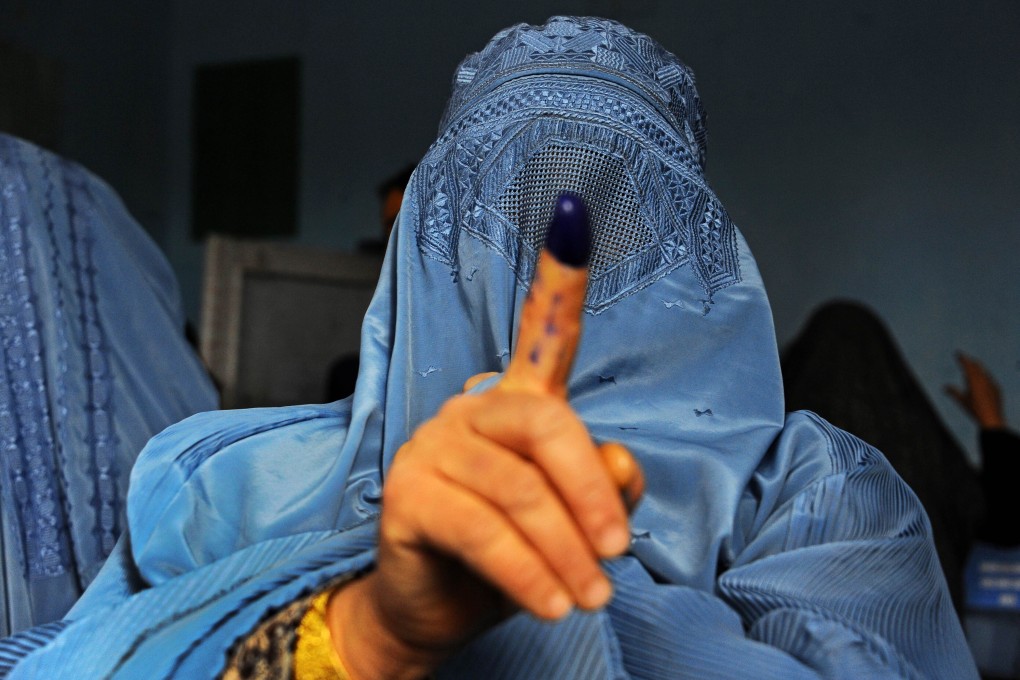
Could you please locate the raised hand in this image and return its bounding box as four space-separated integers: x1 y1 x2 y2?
326 196 643 679
945 352 1006 429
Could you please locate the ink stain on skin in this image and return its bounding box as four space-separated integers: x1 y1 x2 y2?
661 299 684 309
529 346 541 364
417 366 441 377
545 316 558 335
598 375 617 384
693 408 714 417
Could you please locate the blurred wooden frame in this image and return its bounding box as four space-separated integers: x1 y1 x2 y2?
200 234 382 408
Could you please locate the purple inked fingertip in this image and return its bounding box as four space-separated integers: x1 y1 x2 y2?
546 193 591 267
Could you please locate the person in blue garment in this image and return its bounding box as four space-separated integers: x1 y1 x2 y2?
0 133 219 637
1 17 978 678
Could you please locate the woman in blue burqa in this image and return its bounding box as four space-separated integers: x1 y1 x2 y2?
1 17 977 679
0 133 218 637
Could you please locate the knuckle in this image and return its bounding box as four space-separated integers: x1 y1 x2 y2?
441 393 477 418
382 461 435 514
508 558 556 603
521 396 574 439
497 464 547 512
381 470 405 502
381 470 415 515
535 395 571 423
576 475 609 507
378 511 409 546
378 484 423 547
575 478 619 527
455 514 503 554
407 419 442 451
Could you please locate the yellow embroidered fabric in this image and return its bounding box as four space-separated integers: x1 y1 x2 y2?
294 591 352 680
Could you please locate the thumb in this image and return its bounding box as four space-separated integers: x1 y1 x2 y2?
600 442 645 511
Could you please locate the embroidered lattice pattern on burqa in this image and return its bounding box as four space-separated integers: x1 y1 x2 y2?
495 145 655 280
412 15 741 312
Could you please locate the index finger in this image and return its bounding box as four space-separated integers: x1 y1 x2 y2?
500 194 591 398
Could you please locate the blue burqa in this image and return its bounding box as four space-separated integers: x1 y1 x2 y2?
0 134 218 636
2 17 977 678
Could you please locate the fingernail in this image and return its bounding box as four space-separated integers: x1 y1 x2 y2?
582 578 612 609
547 193 591 267
547 590 573 619
598 525 630 556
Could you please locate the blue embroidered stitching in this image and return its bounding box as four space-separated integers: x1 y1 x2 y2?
63 161 121 560
411 76 740 313
0 138 70 578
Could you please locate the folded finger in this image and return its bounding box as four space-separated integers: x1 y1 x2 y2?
433 432 612 610
395 472 578 620
468 392 630 558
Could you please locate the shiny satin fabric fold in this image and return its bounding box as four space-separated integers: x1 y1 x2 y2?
4 17 976 678
0 133 218 635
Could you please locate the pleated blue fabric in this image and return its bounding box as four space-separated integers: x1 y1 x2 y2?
0 133 218 636
3 17 977 678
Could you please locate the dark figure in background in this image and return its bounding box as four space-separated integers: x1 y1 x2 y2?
946 356 1020 680
324 353 359 402
946 354 1020 547
331 165 417 399
378 165 415 239
357 164 415 255
782 300 984 613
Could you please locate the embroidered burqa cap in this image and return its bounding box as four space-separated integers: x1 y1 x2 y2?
3 17 975 679
422 16 735 314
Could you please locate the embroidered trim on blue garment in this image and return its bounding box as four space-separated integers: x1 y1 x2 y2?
0 138 70 579
411 74 740 313
0 137 126 582
62 160 121 560
34 148 81 582
440 17 708 172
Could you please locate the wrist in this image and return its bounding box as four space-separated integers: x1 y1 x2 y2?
977 413 1006 429
327 575 443 680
